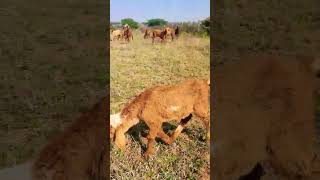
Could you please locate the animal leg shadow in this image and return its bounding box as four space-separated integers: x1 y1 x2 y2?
126 114 193 154
160 114 193 144
126 122 149 152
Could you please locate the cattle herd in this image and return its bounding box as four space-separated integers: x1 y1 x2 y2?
111 24 180 43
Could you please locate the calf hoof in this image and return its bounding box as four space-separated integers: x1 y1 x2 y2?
167 139 175 145
143 152 152 160
143 149 155 160
167 141 173 145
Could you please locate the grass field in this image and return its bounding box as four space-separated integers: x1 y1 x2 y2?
110 31 210 179
0 0 107 168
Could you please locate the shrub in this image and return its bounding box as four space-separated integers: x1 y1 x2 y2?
121 18 139 29
145 19 168 27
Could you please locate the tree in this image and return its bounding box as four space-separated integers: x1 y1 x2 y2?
145 19 168 27
121 18 139 29
200 17 210 35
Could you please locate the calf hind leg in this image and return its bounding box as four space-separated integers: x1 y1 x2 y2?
169 114 193 143
157 130 174 145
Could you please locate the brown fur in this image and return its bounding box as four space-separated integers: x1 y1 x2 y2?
212 54 320 180
114 79 210 158
32 97 107 180
151 29 167 44
164 27 175 41
143 29 152 39
123 26 133 42
111 29 123 41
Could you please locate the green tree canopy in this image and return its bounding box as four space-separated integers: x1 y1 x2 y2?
121 18 139 29
145 19 168 27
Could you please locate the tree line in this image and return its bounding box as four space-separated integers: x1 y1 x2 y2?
110 17 210 36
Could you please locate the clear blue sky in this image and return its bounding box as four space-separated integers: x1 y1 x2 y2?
110 0 210 23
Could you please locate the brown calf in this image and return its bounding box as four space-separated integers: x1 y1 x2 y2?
114 79 210 159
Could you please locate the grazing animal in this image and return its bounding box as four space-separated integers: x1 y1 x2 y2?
32 96 107 180
151 28 168 44
123 26 133 42
164 27 175 41
123 24 129 29
143 28 153 39
114 79 210 159
213 54 320 180
111 29 123 41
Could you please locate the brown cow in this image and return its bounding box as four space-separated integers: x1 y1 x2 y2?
151 28 168 44
122 25 133 42
143 28 153 39
113 78 210 159
164 27 175 41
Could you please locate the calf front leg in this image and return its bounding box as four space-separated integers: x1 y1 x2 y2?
144 126 158 159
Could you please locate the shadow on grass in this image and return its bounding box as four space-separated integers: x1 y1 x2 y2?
125 114 200 154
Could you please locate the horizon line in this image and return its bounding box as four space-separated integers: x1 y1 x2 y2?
110 18 209 24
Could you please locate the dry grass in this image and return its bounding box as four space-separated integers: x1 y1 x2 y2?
110 31 210 179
